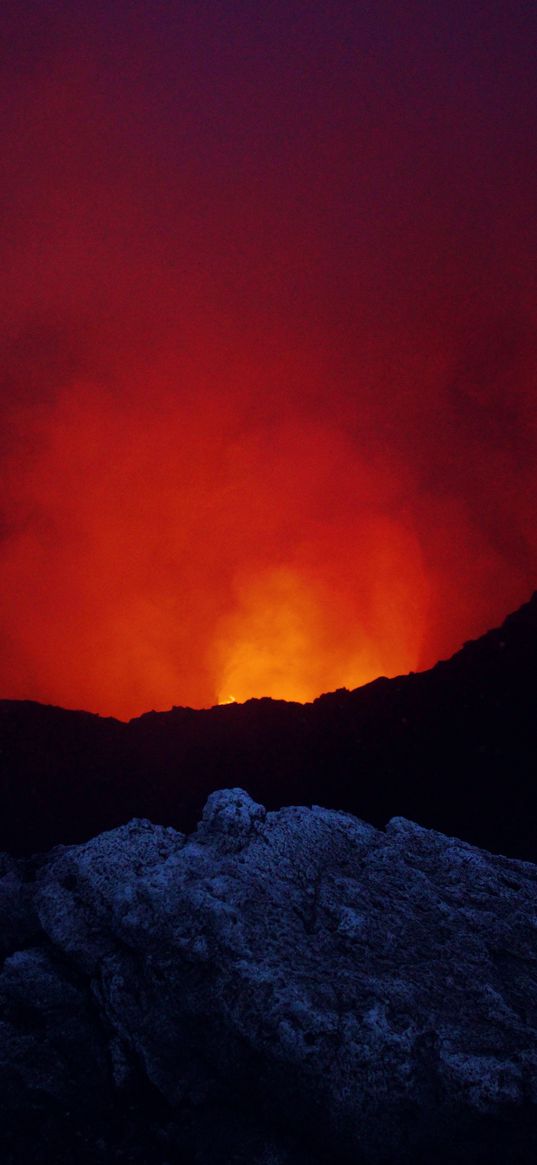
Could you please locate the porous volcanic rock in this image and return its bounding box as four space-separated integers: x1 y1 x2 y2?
2 788 537 1163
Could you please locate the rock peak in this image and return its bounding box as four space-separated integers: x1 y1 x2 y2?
2 792 537 1162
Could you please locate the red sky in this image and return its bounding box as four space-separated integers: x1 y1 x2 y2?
1 1 536 719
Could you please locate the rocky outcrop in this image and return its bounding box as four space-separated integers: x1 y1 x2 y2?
2 788 537 1163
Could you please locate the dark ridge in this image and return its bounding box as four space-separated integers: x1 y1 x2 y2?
1 590 536 859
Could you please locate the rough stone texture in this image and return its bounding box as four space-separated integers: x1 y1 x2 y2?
2 788 537 1163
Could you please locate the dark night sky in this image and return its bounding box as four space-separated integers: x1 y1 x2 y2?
1 1 536 718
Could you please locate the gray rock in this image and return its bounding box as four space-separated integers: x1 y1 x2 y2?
0 853 41 956
2 787 537 1162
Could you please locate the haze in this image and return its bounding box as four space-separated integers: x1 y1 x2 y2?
1 1 536 718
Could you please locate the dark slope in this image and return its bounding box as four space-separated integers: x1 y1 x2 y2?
1 591 536 859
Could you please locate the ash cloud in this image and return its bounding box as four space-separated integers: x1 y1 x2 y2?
1 1 536 716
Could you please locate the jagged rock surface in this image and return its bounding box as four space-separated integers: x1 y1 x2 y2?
2 788 537 1163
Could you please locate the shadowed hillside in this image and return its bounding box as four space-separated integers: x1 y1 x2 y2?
1 591 536 859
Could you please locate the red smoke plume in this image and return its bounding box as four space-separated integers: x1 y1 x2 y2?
1 3 536 718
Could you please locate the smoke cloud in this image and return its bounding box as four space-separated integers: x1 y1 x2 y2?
1 2 536 717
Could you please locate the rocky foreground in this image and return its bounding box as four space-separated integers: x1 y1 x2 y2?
2 789 537 1163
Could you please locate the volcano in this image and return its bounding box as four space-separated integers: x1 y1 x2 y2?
1 590 536 860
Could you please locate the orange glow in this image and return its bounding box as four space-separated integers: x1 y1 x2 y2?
1 385 434 718
1 336 535 720
215 537 429 705
1 6 537 719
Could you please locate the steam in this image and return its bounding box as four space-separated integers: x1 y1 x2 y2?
1 2 536 716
